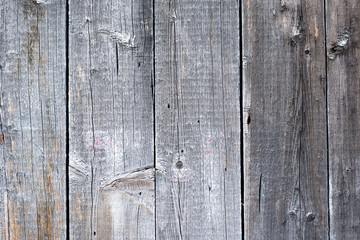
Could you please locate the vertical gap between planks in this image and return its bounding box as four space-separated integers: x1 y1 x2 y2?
239 0 245 239
323 0 330 238
65 0 70 239
152 0 156 239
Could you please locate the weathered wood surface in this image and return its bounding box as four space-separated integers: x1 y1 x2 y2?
327 0 360 239
242 0 328 239
68 0 154 239
2 0 360 239
0 0 67 239
155 0 242 239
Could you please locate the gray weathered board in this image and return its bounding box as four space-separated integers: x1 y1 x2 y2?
0 0 67 239
242 0 328 239
154 0 241 238
326 0 360 239
68 0 154 239
0 0 359 239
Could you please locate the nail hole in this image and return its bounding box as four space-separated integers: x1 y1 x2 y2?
289 210 297 218
167 104 170 108
176 161 183 169
306 213 315 222
305 49 310 55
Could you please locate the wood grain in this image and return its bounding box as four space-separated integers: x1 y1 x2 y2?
155 0 242 239
326 0 360 238
2 1 360 239
68 0 154 239
242 0 328 239
0 0 67 239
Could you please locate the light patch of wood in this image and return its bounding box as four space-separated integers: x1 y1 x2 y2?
178 78 181 98
8 94 12 116
314 15 319 38
98 168 155 239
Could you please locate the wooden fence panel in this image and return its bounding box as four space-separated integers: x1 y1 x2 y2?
242 0 328 239
155 0 242 239
327 0 360 239
0 0 67 239
68 0 154 239
2 0 360 239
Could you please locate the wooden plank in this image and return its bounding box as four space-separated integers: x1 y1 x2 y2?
0 0 66 239
242 0 328 239
326 0 360 238
68 0 154 239
155 0 241 239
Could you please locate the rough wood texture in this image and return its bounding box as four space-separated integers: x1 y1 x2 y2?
155 0 241 239
327 0 360 238
68 0 154 239
0 0 66 239
3 1 360 239
242 0 328 239
97 167 155 240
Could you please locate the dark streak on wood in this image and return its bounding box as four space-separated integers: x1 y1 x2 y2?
258 173 262 214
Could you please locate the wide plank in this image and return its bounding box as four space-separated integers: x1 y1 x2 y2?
0 0 67 239
155 0 242 239
326 0 360 238
242 0 328 239
69 0 154 239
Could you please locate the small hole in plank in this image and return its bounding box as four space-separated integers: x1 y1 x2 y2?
289 210 297 218
176 161 183 169
247 115 251 124
306 213 315 222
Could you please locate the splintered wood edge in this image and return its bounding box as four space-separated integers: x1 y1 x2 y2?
101 166 155 190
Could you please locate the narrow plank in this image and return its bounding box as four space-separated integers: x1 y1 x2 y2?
242 0 328 239
68 0 154 239
0 0 66 239
155 0 241 239
326 0 360 238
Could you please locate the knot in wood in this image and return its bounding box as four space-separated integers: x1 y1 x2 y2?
306 213 316 222
288 210 297 219
176 161 183 169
